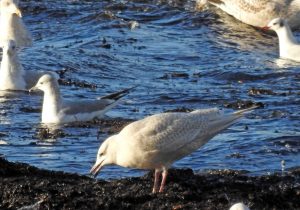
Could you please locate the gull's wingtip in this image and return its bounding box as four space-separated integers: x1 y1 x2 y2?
233 105 261 116
100 85 137 100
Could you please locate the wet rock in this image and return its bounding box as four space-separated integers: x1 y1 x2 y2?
66 118 134 134
33 128 67 140
0 132 8 138
96 38 112 49
0 158 299 210
58 78 98 89
227 153 246 159
19 107 41 113
164 107 193 113
248 87 276 96
224 100 264 109
159 72 189 80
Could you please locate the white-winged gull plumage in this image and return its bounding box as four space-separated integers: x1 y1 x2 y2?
263 18 300 62
196 0 300 29
90 106 257 193
0 0 32 47
29 74 133 124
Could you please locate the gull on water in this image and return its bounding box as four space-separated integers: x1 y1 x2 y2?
0 40 51 91
229 203 250 210
196 0 300 29
0 0 32 48
90 106 257 193
29 74 133 124
263 18 300 62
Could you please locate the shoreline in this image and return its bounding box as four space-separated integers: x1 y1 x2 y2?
0 157 299 210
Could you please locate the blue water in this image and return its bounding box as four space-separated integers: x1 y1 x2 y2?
0 0 299 179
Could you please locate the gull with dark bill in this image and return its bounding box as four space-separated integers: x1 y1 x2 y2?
29 74 133 124
263 18 300 62
0 0 32 47
90 106 257 193
0 40 51 91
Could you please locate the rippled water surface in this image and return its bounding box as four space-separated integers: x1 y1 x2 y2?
0 0 299 179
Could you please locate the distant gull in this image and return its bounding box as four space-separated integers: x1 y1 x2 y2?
229 203 250 210
263 18 300 62
196 0 300 29
0 40 51 91
90 106 257 193
0 0 32 48
29 74 133 124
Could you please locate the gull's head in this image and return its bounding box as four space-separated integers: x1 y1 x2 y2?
1 39 18 56
264 18 287 31
0 0 22 17
29 74 57 93
90 136 117 177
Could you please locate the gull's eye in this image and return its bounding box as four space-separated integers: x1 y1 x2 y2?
99 152 104 156
273 22 277 25
40 82 44 85
5 2 10 6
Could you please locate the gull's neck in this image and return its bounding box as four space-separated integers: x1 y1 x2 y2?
42 83 62 123
275 25 298 57
0 52 26 90
0 12 17 36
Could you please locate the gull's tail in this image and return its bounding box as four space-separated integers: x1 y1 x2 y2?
100 86 137 101
201 105 260 141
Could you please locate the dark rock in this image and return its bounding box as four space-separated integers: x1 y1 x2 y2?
224 100 264 109
0 158 299 210
58 78 98 89
19 107 41 113
33 128 68 140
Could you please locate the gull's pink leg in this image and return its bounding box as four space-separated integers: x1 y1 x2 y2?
159 169 168 193
152 169 160 193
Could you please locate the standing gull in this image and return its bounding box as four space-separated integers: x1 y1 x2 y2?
263 18 300 62
29 74 133 124
196 0 300 29
0 40 50 91
90 107 257 193
0 0 32 47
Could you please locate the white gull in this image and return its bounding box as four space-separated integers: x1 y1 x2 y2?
0 0 32 48
90 106 257 193
29 74 133 124
0 40 51 91
264 18 300 62
196 0 300 29
230 203 250 210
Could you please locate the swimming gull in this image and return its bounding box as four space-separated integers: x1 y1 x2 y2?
263 18 300 62
0 0 32 47
229 203 250 210
90 106 257 193
0 40 53 91
196 0 300 29
29 74 133 124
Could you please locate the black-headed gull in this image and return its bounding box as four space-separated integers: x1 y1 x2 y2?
264 18 300 62
29 74 133 124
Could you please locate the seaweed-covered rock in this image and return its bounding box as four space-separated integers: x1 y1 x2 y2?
0 158 299 210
